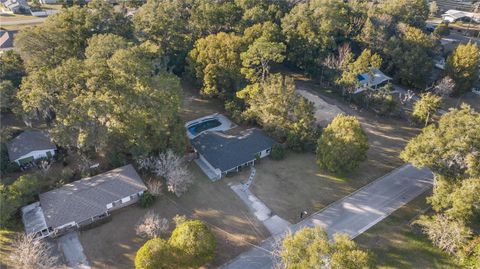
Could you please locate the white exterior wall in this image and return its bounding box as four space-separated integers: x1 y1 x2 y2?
259 148 271 158
14 149 56 164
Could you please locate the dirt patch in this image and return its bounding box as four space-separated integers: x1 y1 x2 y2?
296 89 344 126
79 164 269 269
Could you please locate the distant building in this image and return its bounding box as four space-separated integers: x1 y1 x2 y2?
6 130 57 165
22 164 148 238
354 68 392 94
442 9 480 23
192 128 276 181
39 0 57 4
2 0 29 14
0 30 15 53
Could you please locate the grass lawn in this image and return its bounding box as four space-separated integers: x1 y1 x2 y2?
355 192 459 269
442 92 480 112
79 163 269 269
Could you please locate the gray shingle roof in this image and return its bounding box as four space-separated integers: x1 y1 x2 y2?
192 128 276 172
39 164 147 229
0 30 15 50
6 130 57 161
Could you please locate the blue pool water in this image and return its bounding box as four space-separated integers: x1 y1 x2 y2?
187 118 222 136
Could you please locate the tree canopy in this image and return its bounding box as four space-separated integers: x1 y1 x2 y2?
280 226 371 269
18 37 185 156
411 92 442 126
316 114 369 173
281 0 351 74
135 238 177 269
384 24 435 88
187 32 246 97
403 105 480 266
169 219 216 267
135 218 216 269
14 0 132 70
237 74 315 150
446 43 480 95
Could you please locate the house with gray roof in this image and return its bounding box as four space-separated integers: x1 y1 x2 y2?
192 128 276 180
1 0 29 14
354 68 392 94
21 164 147 238
6 130 57 165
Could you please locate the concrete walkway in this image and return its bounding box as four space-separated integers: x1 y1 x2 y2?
222 164 433 269
57 232 90 269
230 184 291 235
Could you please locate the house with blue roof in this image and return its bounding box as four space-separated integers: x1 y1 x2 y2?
354 68 392 94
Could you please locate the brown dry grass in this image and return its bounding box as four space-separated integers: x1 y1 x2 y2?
355 192 459 268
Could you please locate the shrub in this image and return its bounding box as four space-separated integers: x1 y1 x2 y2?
139 192 156 208
106 150 127 169
270 144 285 160
135 238 176 269
169 220 216 268
316 115 369 173
434 23 450 36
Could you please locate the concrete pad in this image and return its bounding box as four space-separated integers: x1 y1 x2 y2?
57 232 90 269
263 215 291 236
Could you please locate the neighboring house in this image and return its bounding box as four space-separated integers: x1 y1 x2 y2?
442 9 480 23
192 128 276 181
0 30 15 54
6 130 57 165
2 0 29 14
22 164 147 238
354 68 392 94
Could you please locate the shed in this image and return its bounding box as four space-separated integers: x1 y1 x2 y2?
6 130 57 165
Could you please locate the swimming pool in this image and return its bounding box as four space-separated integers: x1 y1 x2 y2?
187 118 222 136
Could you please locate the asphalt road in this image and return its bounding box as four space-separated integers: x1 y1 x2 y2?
221 164 433 269
0 17 47 26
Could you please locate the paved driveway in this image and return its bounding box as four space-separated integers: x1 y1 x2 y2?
222 164 433 269
57 232 90 269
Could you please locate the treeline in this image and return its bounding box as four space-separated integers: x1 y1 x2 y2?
3 0 479 158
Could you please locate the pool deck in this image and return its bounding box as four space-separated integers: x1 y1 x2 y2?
185 113 236 139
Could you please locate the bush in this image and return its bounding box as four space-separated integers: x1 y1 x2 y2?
270 144 285 160
5 162 20 174
139 192 156 208
224 99 244 123
106 150 127 169
434 23 450 36
316 115 369 173
0 174 41 227
169 220 216 268
135 238 176 269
